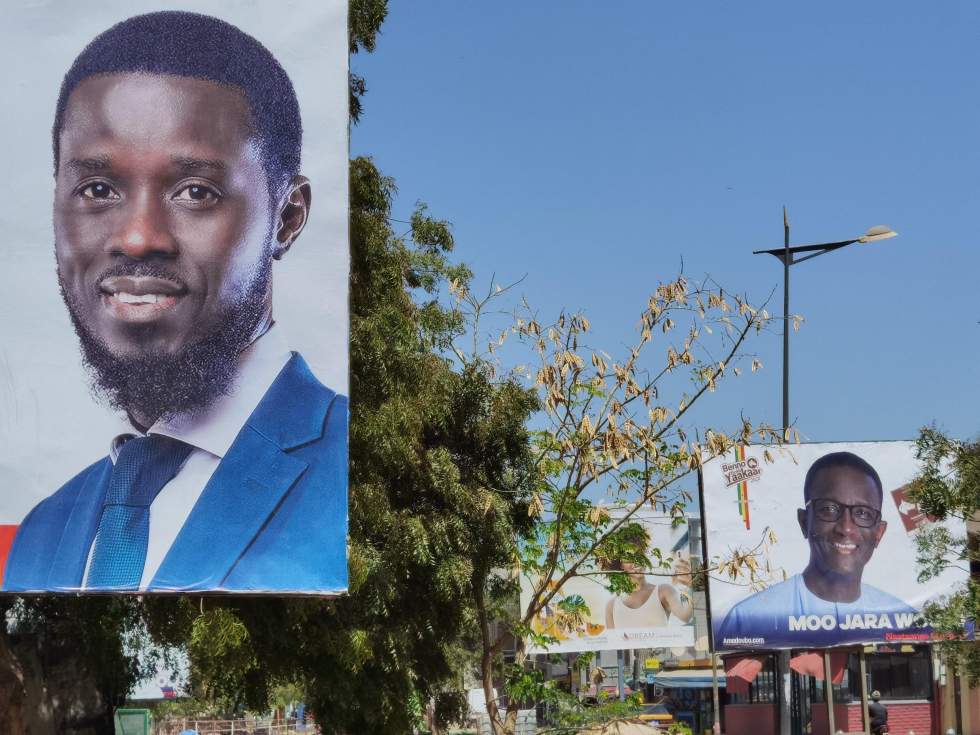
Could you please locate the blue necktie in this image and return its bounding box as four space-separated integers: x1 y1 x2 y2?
87 434 193 590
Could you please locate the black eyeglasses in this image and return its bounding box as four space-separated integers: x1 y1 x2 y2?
806 499 881 528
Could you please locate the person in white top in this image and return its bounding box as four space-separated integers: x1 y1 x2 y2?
603 527 695 629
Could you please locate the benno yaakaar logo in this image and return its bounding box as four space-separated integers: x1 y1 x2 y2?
721 447 761 530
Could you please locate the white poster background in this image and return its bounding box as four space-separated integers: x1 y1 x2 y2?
702 441 966 649
522 513 696 654
0 0 348 525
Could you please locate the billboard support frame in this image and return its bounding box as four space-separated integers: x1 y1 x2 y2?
697 468 723 733
859 647 871 735
617 649 626 702
823 650 837 733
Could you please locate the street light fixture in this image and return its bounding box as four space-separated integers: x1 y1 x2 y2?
753 209 898 434
750 209 897 735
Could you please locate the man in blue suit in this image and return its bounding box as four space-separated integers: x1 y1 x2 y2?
3 12 348 594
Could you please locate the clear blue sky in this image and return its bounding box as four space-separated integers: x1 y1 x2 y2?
351 1 980 443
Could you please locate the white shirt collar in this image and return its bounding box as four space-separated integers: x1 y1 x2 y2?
109 327 293 461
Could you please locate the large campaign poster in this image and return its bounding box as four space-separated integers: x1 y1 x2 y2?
703 441 965 650
522 513 698 654
0 1 349 594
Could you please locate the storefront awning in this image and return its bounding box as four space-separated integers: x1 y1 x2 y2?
650 668 726 689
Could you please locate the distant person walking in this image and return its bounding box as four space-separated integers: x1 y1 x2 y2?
869 690 889 734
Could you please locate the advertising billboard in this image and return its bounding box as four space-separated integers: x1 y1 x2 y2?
522 513 698 654
0 2 349 594
703 441 965 649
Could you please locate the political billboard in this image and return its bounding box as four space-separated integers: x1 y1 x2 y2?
703 441 965 650
522 513 698 654
0 2 349 594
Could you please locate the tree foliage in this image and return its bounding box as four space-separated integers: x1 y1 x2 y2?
457 277 782 734
137 156 539 735
908 427 980 679
0 596 158 733
348 0 388 123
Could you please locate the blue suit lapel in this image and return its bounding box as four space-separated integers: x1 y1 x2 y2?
150 353 336 591
150 426 308 590
47 459 112 589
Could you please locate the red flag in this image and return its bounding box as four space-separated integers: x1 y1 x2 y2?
789 651 847 683
724 655 766 696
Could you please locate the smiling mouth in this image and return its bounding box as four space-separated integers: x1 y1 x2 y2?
113 292 171 304
99 276 186 323
831 541 858 554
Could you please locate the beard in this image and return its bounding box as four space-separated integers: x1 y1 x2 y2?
59 257 272 428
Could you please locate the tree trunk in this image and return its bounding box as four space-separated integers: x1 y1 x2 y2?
501 643 526 735
482 647 506 735
0 625 114 735
0 628 27 735
474 574 517 735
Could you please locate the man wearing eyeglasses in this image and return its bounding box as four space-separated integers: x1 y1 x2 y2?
715 452 919 647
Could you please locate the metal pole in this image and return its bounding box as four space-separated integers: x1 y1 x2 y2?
711 653 721 734
778 208 793 735
698 474 723 734
824 650 837 734
859 647 871 735
782 206 790 435
779 651 792 735
618 649 625 701
634 648 641 696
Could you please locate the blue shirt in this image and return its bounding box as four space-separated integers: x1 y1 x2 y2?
715 574 924 648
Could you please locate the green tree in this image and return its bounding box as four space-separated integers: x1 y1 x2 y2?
349 0 388 123
457 279 782 735
138 155 538 734
908 427 979 678
0 596 157 733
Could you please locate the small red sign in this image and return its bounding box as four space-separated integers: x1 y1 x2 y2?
0 525 19 587
890 484 934 533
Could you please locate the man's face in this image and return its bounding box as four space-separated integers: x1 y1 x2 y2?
54 73 273 359
797 466 887 580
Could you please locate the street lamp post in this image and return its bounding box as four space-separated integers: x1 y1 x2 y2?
754 208 897 434
752 209 897 735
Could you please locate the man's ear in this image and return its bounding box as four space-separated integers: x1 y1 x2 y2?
273 175 312 260
873 520 887 548
797 508 809 538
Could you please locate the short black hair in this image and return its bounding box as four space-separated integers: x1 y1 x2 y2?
803 451 884 506
53 11 302 197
